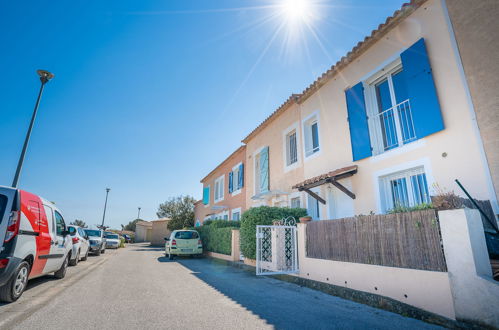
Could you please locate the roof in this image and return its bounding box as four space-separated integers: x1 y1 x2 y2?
292 165 358 190
200 145 246 182
136 221 152 228
152 218 171 223
241 0 426 143
242 94 301 143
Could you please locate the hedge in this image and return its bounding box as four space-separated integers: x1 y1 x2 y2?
197 220 238 255
240 206 307 260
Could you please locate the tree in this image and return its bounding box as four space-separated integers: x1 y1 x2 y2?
70 219 87 228
122 219 141 232
157 195 195 231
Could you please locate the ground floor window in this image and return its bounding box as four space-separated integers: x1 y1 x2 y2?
307 192 320 220
380 166 430 212
290 197 301 208
231 208 241 221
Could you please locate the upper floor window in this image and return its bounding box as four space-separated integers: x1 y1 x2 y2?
254 147 269 195
303 115 320 157
229 163 244 194
203 185 210 205
214 175 224 203
286 130 298 166
345 38 444 161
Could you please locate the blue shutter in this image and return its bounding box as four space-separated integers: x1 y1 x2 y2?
400 38 444 139
259 147 269 193
238 163 244 189
228 172 233 194
345 82 372 161
203 186 210 205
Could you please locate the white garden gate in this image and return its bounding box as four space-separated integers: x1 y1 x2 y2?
256 217 298 275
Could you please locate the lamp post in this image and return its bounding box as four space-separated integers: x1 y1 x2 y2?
137 207 141 219
12 70 54 188
100 188 111 228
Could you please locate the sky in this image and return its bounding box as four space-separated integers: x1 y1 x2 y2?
0 0 406 229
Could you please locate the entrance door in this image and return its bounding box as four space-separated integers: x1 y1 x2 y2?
328 178 354 220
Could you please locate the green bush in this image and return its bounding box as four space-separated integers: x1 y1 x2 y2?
203 220 241 228
198 226 233 255
119 237 125 248
240 206 307 260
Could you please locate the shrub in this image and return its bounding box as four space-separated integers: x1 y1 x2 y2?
203 220 241 228
198 226 233 255
240 206 307 260
387 202 434 214
119 237 125 248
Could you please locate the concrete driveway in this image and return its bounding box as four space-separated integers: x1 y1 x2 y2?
5 243 441 330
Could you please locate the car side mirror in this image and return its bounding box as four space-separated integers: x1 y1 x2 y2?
62 230 70 237
164 237 169 241
85 235 89 240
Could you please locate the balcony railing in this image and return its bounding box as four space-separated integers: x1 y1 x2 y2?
376 99 416 151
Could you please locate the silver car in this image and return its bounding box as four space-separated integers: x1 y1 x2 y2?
104 233 120 249
67 225 90 266
84 229 106 256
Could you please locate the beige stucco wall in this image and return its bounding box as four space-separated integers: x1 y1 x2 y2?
244 0 496 218
445 0 499 211
296 223 456 319
245 102 306 209
135 222 151 242
151 220 171 246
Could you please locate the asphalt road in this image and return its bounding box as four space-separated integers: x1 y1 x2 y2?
1 243 441 330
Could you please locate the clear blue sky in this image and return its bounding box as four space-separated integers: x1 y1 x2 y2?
0 0 405 229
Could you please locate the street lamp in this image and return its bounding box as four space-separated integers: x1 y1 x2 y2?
100 188 111 228
12 70 55 188
137 207 141 219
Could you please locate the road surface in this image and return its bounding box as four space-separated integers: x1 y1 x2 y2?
1 243 440 329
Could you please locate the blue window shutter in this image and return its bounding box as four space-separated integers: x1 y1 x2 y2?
259 147 269 193
228 172 233 193
203 186 210 205
345 82 372 161
239 163 244 189
400 38 444 139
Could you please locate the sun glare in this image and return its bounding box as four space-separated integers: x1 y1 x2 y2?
280 0 314 23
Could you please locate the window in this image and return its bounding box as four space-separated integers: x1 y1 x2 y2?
303 115 320 157
203 185 210 205
54 211 66 236
229 163 244 194
214 176 224 203
290 197 301 208
307 194 320 220
231 208 242 221
174 231 199 239
286 130 298 166
254 147 269 195
379 167 431 212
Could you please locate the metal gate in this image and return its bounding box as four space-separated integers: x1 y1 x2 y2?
256 217 298 275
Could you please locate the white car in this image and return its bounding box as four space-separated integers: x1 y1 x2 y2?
67 225 90 266
104 233 120 249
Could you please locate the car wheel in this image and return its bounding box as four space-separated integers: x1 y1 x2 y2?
168 251 174 260
101 248 106 254
0 261 30 302
81 249 89 261
95 249 101 256
69 250 79 266
54 255 69 279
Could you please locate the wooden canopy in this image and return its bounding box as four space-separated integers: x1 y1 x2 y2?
292 165 358 204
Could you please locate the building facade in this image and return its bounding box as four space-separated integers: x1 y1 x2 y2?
241 0 498 222
194 146 246 225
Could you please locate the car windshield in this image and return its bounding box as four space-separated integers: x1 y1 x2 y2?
0 194 7 225
85 229 101 237
174 231 199 239
105 234 119 239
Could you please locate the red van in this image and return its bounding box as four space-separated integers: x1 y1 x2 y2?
0 186 72 302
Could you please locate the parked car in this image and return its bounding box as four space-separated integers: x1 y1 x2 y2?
84 229 106 256
104 232 120 249
0 186 72 302
164 230 202 260
122 234 131 243
67 225 90 266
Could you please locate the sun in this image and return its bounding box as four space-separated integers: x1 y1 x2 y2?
280 0 314 23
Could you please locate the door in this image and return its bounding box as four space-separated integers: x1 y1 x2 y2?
78 227 89 256
328 178 355 220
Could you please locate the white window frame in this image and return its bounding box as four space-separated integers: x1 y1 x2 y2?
364 58 416 156
231 207 242 221
231 162 243 196
302 111 321 160
214 175 225 203
373 158 435 214
282 122 301 172
216 210 229 220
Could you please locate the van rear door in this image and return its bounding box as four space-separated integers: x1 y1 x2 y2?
0 187 16 252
